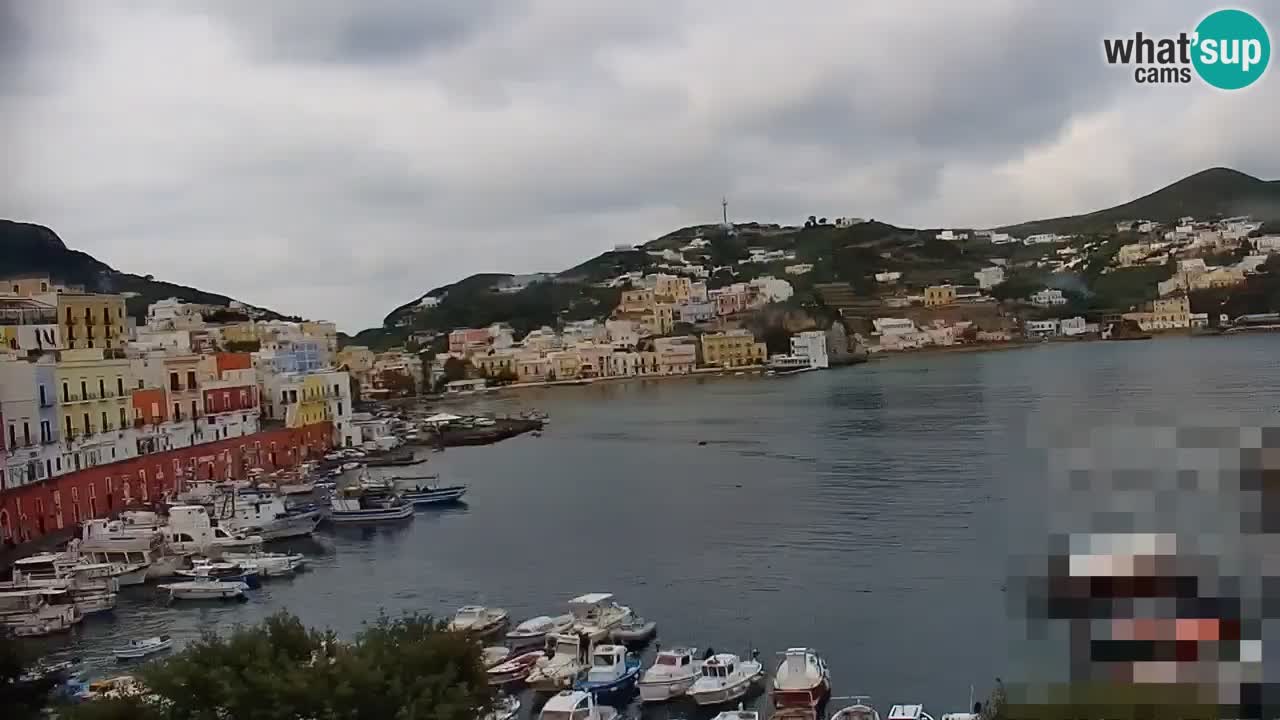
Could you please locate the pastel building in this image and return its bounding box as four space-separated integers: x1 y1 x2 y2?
700 330 767 368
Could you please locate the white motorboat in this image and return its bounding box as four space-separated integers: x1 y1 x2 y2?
448 606 510 637
831 697 882 720
0 588 83 637
772 648 831 711
114 635 173 660
328 487 414 523
175 559 261 588
158 579 249 601
481 694 521 720
507 613 574 647
538 689 618 720
218 491 322 540
483 646 513 668
277 481 316 496
220 550 306 577
687 652 765 706
567 592 633 641
611 616 657 644
713 708 760 720
527 632 590 693
887 706 935 720
639 646 702 703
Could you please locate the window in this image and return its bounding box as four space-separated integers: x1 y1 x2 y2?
6 425 14 448
45 459 52 478
62 382 69 402
338 402 343 416
38 385 47 406
40 420 51 443
101 411 109 431
81 412 90 432
191 400 198 419
187 371 196 389
173 403 181 421
103 306 110 324
170 372 179 391
55 457 61 471
117 377 124 396
98 379 105 397
138 379 144 389
80 380 87 398
119 407 127 427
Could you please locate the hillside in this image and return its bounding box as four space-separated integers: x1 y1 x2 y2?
0 219 286 320
998 167 1280 237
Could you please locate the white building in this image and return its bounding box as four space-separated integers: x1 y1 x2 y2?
1030 288 1068 306
749 276 794 304
417 295 441 309
605 319 640 349
1253 235 1280 254
989 232 1017 245
788 331 829 369
1025 320 1059 338
834 217 865 228
1024 233 1061 245
936 230 969 241
1060 317 1088 336
875 271 902 283
973 266 1006 289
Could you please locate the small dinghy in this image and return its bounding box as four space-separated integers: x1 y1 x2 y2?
831 696 882 720
507 614 575 648
487 650 545 686
114 635 173 660
481 694 521 720
610 616 657 644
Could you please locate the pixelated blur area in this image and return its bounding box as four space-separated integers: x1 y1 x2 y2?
1002 417 1280 720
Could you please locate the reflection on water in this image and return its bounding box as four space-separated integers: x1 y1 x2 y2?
21 335 1280 717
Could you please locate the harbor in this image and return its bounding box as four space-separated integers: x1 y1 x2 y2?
8 334 1280 717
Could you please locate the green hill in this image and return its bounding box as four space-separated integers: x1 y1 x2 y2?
998 167 1280 237
0 219 287 320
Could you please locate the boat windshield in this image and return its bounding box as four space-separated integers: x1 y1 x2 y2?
456 609 481 621
555 639 579 656
593 654 615 667
655 654 679 666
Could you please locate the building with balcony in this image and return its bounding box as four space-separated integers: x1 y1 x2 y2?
202 369 260 442
700 330 767 368
54 348 134 471
56 293 127 351
0 355 62 490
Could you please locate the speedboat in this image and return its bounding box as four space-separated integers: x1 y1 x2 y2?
158 579 249 601
538 690 618 720
575 644 640 699
527 633 590 693
830 696 881 720
507 614 575 648
772 648 830 711
487 650 545 685
448 606 509 637
114 635 173 660
639 646 702 703
687 651 765 706
610 616 657 645
887 705 935 720
481 694 521 720
567 593 633 641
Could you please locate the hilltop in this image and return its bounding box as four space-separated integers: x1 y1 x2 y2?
0 219 287 320
998 168 1280 237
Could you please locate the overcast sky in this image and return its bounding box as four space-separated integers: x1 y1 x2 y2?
3 1 1278 331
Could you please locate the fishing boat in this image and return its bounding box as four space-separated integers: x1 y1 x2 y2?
400 481 467 505
218 490 322 540
220 550 306 577
567 592 633 641
772 648 830 711
610 616 657 644
328 486 414 523
887 705 935 720
830 696 882 720
575 644 641 699
448 606 510 637
481 694 521 720
507 613 575 648
527 632 590 693
639 646 702 703
175 559 261 589
487 650 544 685
158 579 249 601
538 690 618 720
114 635 173 660
687 651 765 706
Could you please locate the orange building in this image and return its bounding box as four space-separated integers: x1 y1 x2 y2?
131 388 167 426
215 352 252 376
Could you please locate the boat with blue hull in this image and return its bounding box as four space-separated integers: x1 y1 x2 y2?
360 473 467 506
575 644 641 699
328 486 414 523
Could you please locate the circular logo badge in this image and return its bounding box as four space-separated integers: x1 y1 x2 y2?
1192 9 1270 90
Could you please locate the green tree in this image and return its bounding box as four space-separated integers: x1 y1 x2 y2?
66 611 491 720
1 633 62 720
442 357 468 383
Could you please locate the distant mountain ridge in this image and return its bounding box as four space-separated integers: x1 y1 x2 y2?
997 167 1280 237
0 219 286 320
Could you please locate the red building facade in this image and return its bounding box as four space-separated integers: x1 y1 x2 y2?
0 422 332 546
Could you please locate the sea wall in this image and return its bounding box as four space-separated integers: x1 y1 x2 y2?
0 422 333 547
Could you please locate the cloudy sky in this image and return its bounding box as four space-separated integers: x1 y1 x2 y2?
3 1 1278 331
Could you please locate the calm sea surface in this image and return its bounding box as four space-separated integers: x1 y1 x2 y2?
22 335 1280 717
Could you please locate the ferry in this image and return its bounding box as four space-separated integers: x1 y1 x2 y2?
766 355 817 376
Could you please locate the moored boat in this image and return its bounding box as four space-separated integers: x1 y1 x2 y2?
487 650 544 686
175 559 261 589
114 635 173 660
712 707 760 720
481 694 521 720
220 550 306 577
448 606 509 637
567 592 632 641
575 644 640 699
328 486 414 523
158 579 249 601
830 696 882 720
687 651 765 706
610 616 657 645
527 632 590 693
639 646 702 703
537 689 618 720
887 705 936 720
772 647 830 711
0 588 83 637
507 613 575 648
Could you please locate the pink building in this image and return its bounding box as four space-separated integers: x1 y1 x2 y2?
448 328 492 355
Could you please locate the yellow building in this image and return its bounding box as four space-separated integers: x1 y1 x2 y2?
219 321 259 346
1124 293 1191 331
290 375 331 427
516 355 551 383
301 321 339 353
55 348 133 439
472 351 517 378
336 346 376 375
924 285 957 307
56 293 127 351
4 274 53 296
642 303 676 336
654 274 692 303
620 289 656 313
701 330 767 368
546 350 581 380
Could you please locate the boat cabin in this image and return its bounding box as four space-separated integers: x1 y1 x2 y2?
888 705 934 720
701 654 738 679
539 690 596 720
586 645 627 681
547 632 584 659
653 647 696 668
